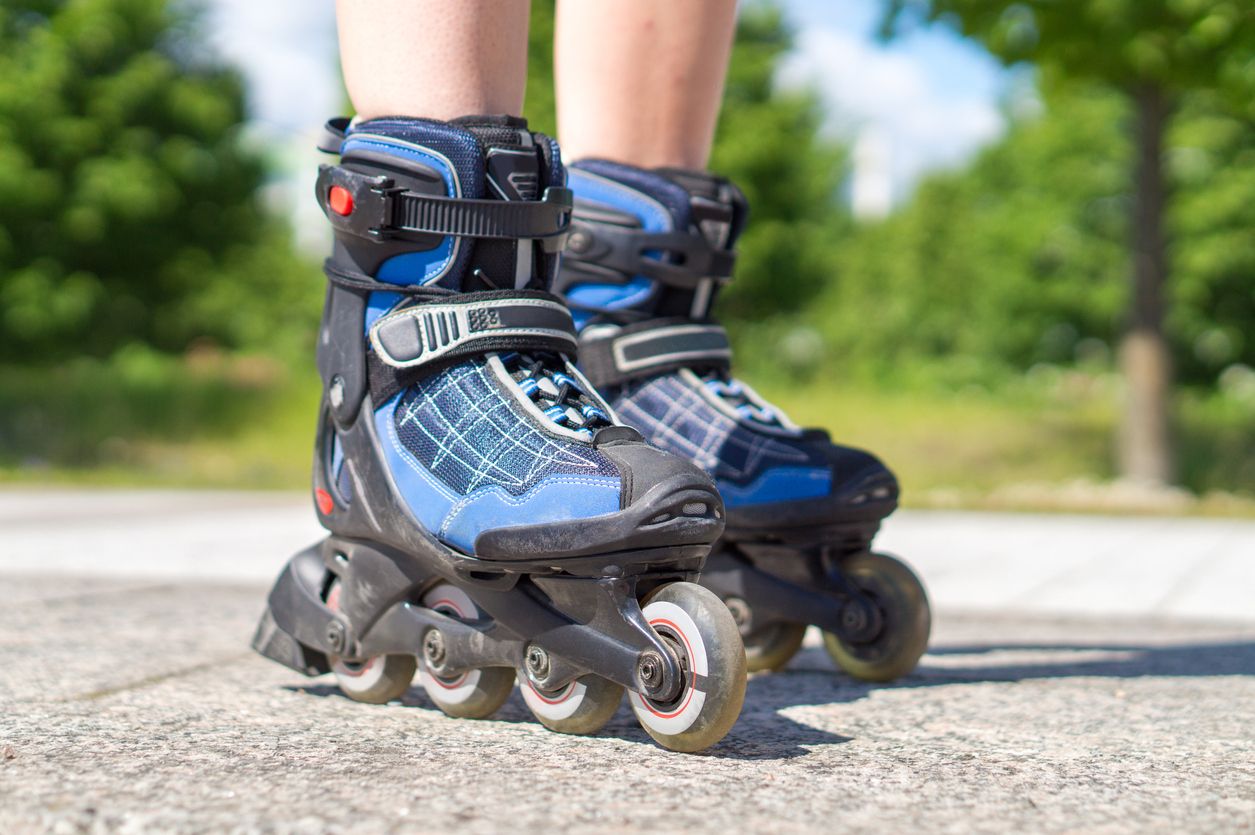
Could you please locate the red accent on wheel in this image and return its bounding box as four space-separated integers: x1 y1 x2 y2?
430 599 466 617
638 617 698 719
336 657 378 678
315 488 334 515
328 185 354 216
527 679 576 705
427 671 470 690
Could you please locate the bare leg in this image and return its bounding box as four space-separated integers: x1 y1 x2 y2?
554 0 737 169
337 0 530 120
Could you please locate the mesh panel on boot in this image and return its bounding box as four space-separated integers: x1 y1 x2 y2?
394 359 618 497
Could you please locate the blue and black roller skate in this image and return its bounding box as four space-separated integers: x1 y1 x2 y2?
553 159 930 680
252 118 746 752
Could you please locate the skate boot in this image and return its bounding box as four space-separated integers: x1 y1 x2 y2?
251 117 746 752
554 159 930 680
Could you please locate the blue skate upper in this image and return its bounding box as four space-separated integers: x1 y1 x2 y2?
611 372 831 508
375 361 620 552
330 121 621 552
564 160 836 509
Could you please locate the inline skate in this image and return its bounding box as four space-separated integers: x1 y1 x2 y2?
553 159 930 680
252 117 746 752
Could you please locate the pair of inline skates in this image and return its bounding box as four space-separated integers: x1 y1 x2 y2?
252 115 930 753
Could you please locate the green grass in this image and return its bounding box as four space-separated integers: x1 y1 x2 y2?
755 377 1111 494
0 347 317 489
2 352 1252 516
749 363 1255 516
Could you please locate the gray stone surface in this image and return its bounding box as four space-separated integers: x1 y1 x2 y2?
2 575 1253 833
4 489 1253 621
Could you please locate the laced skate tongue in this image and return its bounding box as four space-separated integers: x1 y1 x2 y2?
701 370 784 428
501 351 611 437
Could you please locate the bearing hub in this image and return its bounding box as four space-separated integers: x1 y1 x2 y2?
636 647 681 704
525 645 550 679
423 628 446 667
838 596 883 644
723 596 751 633
325 620 347 654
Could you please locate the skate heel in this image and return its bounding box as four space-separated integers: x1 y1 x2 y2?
250 607 329 677
250 543 332 677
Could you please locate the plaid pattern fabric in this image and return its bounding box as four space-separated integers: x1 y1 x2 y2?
612 374 825 487
394 359 619 497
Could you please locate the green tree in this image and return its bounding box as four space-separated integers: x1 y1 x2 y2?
524 0 846 321
822 85 1129 376
0 0 308 362
883 0 1255 484
710 2 847 320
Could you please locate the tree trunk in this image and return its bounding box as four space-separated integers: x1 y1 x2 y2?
1118 83 1174 485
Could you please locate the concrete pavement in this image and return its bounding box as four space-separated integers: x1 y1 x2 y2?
3 489 1252 621
1 490 1253 832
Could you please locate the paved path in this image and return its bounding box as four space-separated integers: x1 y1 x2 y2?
4 489 1252 621
1 490 1253 832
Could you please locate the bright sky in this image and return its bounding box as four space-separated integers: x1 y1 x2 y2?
204 0 1013 204
780 0 1012 201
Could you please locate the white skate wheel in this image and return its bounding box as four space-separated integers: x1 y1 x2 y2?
628 600 709 735
519 673 622 735
325 580 416 704
417 583 514 719
628 582 747 752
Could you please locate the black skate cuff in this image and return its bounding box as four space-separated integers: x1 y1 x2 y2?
578 319 732 388
316 165 573 253
566 220 736 289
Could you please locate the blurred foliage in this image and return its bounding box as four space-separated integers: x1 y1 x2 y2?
524 0 847 320
0 344 315 485
1 0 1250 501
885 0 1255 113
0 0 315 362
1169 91 1255 384
819 85 1128 379
709 3 847 320
804 81 1255 388
878 0 1255 481
806 0 1255 389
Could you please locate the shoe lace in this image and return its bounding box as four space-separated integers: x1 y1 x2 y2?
700 370 785 428
500 351 612 439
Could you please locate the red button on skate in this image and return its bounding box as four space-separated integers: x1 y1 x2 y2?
315 488 335 515
328 185 354 216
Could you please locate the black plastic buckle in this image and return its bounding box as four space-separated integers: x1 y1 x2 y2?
362 181 403 242
315 164 399 241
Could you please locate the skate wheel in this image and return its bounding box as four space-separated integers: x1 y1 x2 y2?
416 584 514 719
742 622 808 673
519 673 623 735
821 551 931 682
325 580 416 704
628 582 747 753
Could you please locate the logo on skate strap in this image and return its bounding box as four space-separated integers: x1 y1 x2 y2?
468 309 502 331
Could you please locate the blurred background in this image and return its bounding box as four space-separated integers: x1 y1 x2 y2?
1 0 1252 516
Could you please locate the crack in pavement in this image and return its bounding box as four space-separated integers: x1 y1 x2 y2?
67 652 254 702
3 583 179 610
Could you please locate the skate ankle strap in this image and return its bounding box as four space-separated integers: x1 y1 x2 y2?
578 319 731 387
317 165 573 253
369 291 578 381
566 213 737 289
